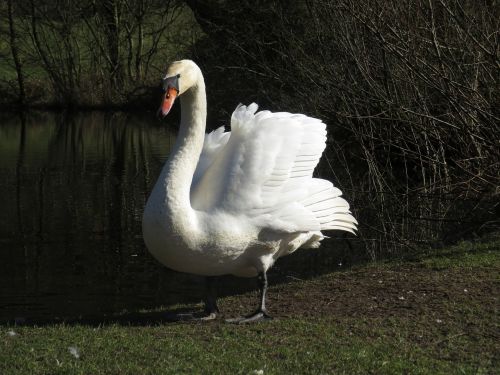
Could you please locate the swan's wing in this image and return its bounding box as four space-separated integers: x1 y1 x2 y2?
192 126 230 187
191 103 357 234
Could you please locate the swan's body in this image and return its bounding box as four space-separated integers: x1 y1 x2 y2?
142 60 357 321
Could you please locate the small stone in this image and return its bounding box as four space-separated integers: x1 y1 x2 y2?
68 346 80 359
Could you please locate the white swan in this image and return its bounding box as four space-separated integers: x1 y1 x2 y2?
142 60 357 322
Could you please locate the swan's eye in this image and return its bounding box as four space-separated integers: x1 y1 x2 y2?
176 74 181 78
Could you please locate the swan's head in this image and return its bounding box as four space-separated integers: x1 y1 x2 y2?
159 60 201 118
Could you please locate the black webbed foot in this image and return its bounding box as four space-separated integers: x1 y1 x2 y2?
226 309 273 324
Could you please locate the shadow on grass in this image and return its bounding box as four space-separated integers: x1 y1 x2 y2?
1 236 368 327
9 307 214 327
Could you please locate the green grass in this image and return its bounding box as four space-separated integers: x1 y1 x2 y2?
417 240 500 270
1 240 499 374
2 319 491 374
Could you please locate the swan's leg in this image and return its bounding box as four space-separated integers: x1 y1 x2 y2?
201 276 219 321
165 276 219 321
257 271 269 314
226 271 272 324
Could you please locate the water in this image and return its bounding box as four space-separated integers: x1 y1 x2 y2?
0 111 354 322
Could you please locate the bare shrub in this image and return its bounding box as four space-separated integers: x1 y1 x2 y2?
188 0 499 256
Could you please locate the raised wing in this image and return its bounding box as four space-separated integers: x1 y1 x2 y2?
190 103 357 234
192 125 230 188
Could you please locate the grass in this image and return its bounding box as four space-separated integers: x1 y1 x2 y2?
1 320 478 374
1 239 499 374
416 240 499 270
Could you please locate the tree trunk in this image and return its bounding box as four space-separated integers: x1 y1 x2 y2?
135 12 143 81
7 0 26 106
101 0 123 88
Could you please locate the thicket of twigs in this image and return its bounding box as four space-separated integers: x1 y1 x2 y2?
188 0 499 255
1 0 198 108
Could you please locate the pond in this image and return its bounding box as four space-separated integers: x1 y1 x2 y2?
0 111 355 322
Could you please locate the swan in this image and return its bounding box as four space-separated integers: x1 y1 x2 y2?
142 60 357 323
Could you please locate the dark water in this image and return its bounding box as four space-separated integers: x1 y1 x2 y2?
0 112 354 322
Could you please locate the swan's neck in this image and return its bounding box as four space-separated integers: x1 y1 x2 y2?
163 75 206 228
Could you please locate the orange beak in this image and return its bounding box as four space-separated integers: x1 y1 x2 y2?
160 87 178 117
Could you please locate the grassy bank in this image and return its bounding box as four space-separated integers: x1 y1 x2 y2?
1 239 499 374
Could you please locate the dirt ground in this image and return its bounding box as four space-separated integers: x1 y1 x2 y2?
221 262 497 319
217 255 499 367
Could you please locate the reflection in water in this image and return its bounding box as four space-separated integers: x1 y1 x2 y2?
0 112 352 321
